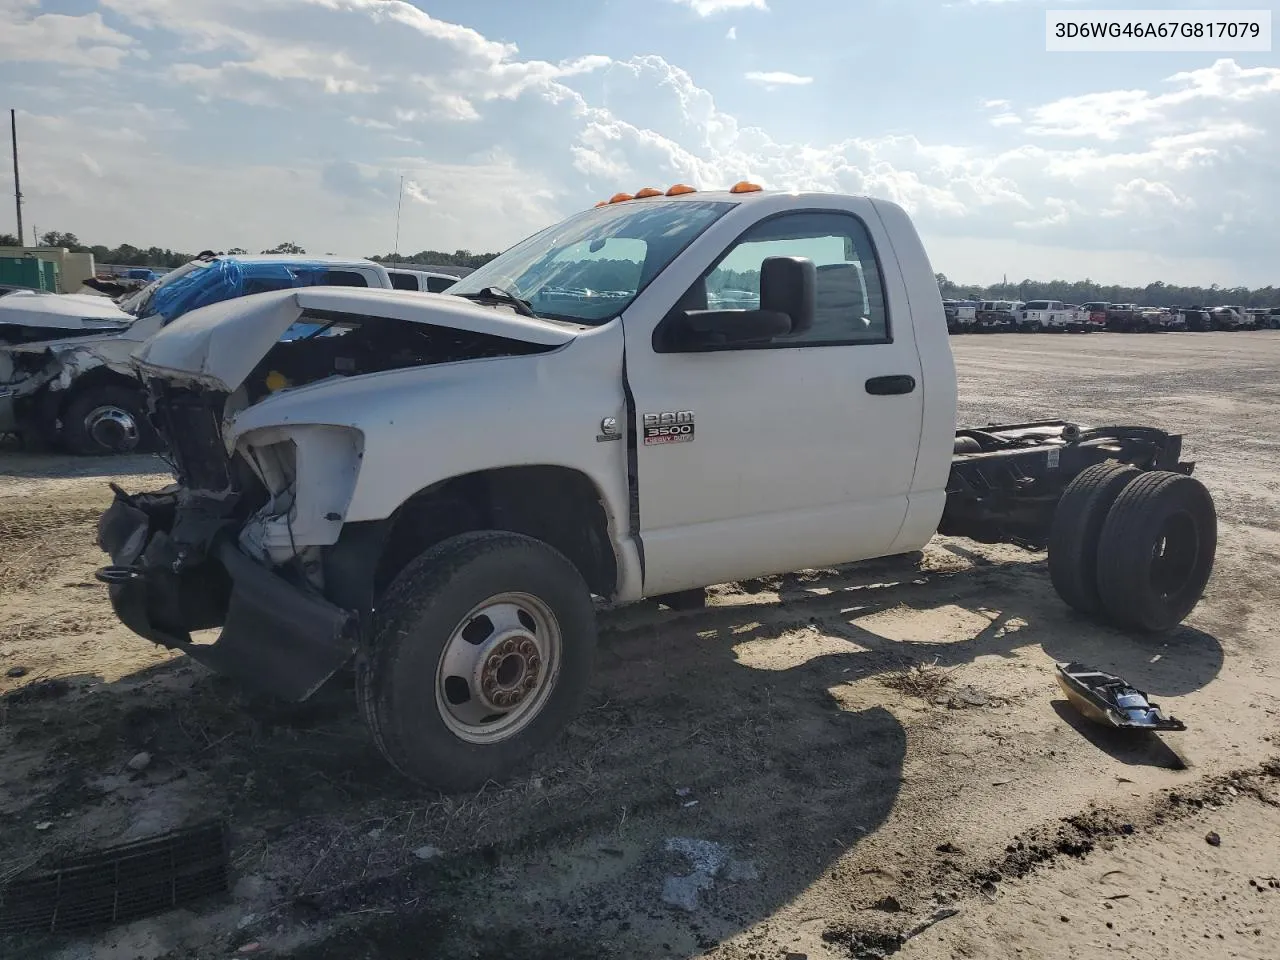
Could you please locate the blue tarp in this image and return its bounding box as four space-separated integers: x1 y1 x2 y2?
150 259 339 323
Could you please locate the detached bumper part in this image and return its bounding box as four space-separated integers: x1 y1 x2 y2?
1055 661 1186 732
96 493 357 702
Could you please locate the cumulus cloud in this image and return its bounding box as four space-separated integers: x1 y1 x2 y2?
3 1 1277 286
0 1 134 69
670 0 768 16
744 71 813 87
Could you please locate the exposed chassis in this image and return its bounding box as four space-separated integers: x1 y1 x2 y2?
941 419 1191 549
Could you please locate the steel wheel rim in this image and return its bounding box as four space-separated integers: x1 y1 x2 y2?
435 591 562 744
84 405 140 453
1149 510 1200 600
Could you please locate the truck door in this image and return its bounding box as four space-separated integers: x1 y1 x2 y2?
622 207 926 596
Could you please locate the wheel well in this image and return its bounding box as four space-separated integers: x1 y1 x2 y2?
375 466 619 599
56 365 142 417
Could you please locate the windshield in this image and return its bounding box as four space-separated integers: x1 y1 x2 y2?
117 260 208 318
447 199 734 324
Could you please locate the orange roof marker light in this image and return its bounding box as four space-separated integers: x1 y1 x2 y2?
594 201 608 207
634 187 663 198
608 192 634 204
666 183 697 196
729 181 763 194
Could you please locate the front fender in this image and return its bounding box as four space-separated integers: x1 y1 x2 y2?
226 327 631 533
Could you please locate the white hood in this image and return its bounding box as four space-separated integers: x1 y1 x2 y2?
0 289 133 330
131 286 578 391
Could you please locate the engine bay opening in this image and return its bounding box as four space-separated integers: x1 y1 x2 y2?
240 309 558 404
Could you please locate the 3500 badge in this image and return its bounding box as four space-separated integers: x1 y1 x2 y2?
643 410 695 445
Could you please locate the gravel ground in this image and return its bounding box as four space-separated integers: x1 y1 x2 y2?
1 330 1278 960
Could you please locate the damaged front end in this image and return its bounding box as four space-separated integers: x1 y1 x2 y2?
0 316 159 444
94 385 362 702
94 287 569 701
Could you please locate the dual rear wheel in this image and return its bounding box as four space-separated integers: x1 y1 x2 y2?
1048 462 1216 632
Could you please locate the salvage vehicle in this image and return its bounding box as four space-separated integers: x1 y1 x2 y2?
1018 300 1085 333
0 254 393 455
1079 302 1109 332
387 268 460 293
974 300 1022 332
1208 306 1243 331
1105 303 1162 333
94 184 1219 792
942 299 977 334
1178 307 1211 332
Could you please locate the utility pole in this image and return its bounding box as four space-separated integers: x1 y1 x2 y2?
394 175 404 260
10 109 23 247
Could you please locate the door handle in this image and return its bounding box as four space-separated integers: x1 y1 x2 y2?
865 374 916 396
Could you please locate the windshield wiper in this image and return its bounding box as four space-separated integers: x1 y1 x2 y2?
454 286 539 319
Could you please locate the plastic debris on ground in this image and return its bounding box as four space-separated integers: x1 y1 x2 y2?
1055 661 1187 731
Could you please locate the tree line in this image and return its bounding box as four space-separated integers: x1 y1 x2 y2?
0 230 504 271
3 229 1274 306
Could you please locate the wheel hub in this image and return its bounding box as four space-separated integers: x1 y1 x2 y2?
476 634 541 710
85 405 139 453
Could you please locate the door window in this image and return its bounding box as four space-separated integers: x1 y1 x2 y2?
684 211 889 347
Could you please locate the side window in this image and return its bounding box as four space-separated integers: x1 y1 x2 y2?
691 211 889 347
389 273 418 291
426 275 456 293
324 270 370 288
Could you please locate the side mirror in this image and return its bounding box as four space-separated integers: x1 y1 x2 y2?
667 256 816 348
759 255 815 334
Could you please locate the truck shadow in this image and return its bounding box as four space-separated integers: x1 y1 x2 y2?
0 550 1225 960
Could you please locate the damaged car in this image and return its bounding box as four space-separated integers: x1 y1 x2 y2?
0 254 394 455
96 187 1218 792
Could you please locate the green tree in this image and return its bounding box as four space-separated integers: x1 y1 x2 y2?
0 233 19 246
38 230 86 251
261 241 306 255
226 247 248 255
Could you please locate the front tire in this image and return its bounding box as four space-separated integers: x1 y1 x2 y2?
357 531 598 791
61 384 159 456
1095 472 1217 632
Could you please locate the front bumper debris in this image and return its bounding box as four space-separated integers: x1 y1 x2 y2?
95 487 357 702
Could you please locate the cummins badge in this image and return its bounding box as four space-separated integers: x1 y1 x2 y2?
643 410 695 445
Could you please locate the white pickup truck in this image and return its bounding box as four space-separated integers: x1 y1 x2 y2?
386 267 460 293
0 255 393 455
95 185 1218 791
1018 300 1085 333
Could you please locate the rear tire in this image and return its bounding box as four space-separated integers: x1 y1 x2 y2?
1095 472 1217 632
1048 462 1140 615
357 531 597 792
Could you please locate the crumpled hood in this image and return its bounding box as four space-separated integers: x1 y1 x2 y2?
131 286 578 391
0 289 133 330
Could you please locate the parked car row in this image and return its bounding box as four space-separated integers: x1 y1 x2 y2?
944 299 1280 335
1 254 460 455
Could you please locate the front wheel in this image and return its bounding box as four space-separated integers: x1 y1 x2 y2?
357 531 598 791
61 384 159 456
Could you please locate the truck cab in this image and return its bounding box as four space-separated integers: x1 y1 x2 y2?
95 185 1217 792
386 268 460 293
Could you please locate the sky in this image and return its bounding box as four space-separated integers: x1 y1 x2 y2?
0 0 1276 288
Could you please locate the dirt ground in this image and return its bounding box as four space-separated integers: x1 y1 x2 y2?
2 330 1279 960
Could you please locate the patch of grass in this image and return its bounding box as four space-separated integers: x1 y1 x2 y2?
878 661 954 701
